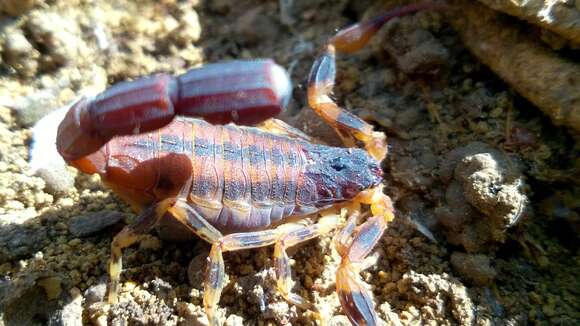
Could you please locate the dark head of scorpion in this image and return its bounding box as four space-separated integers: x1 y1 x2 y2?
52 3 441 326
302 145 383 207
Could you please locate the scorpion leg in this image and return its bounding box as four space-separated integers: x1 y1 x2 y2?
171 199 343 325
108 197 175 304
307 3 441 161
273 213 342 322
170 199 280 326
335 186 395 325
257 118 314 142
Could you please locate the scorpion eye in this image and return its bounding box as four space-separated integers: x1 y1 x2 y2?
330 157 346 172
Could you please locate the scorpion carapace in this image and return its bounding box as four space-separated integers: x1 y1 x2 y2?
301 145 383 205
55 3 441 325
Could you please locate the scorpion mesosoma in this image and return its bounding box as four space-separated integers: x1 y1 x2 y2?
56 4 437 325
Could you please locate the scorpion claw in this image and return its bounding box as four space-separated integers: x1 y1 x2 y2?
337 264 379 325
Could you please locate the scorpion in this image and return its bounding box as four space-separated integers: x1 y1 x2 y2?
55 4 438 325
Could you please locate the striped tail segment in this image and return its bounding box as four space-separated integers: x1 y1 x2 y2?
57 60 291 162
176 59 292 125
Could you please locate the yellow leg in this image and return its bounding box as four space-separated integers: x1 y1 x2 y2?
257 118 314 142
273 213 341 324
173 198 287 326
108 197 175 304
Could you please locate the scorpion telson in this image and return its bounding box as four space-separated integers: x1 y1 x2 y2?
56 3 441 325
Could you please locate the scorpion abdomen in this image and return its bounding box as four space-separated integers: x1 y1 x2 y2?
189 119 310 232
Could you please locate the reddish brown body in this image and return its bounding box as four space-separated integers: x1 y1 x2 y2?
54 5 439 324
73 118 381 233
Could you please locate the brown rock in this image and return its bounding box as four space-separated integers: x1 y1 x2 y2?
448 0 580 133
450 252 497 285
477 0 580 44
0 0 36 16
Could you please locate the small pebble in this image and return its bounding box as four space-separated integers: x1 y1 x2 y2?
59 287 83 326
68 210 125 237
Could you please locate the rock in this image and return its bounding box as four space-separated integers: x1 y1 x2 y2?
224 314 244 326
382 20 449 75
34 163 76 195
26 10 87 69
68 210 125 237
456 151 526 229
57 287 83 326
398 271 475 325
0 0 36 16
447 0 580 133
84 283 107 305
29 104 76 194
450 252 496 286
436 142 528 252
107 288 176 325
0 223 47 263
13 89 62 127
1 26 40 77
477 0 580 45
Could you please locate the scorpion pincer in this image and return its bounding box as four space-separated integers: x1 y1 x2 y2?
56 3 439 325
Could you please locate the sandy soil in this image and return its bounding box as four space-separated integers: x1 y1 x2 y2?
0 0 578 325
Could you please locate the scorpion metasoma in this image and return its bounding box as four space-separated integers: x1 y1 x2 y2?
56 4 439 325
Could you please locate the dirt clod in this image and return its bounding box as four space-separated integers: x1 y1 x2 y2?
437 142 528 252
382 20 449 75
450 252 497 286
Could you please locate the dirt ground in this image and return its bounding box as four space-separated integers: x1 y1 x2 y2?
0 0 579 325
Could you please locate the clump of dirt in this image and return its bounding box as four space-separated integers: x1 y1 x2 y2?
436 142 527 252
0 0 579 325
